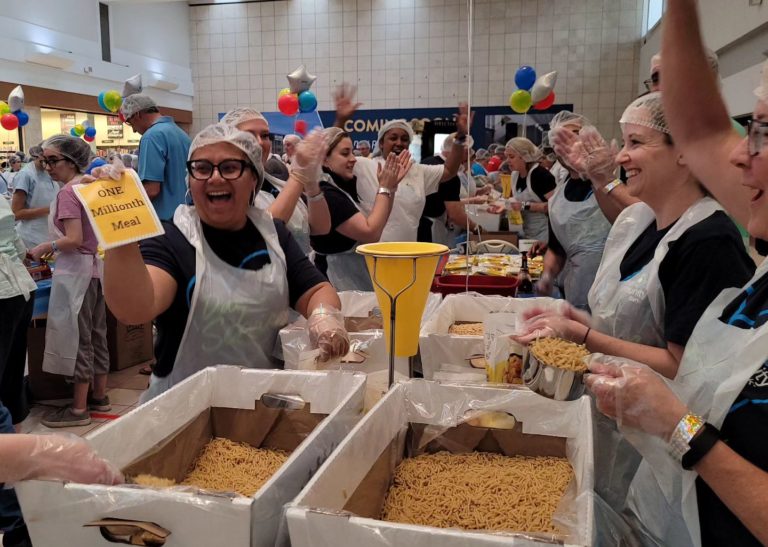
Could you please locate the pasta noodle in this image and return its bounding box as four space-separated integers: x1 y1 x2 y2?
181 438 289 497
132 474 177 488
448 322 484 336
381 452 573 533
529 337 589 372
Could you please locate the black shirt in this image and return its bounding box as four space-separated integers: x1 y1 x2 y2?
418 155 460 242
516 165 557 202
618 211 755 345
140 218 327 377
548 177 595 257
310 170 361 255
757 238 768 256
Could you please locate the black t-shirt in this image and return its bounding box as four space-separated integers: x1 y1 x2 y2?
548 177 595 257
756 238 768 256
617 211 755 345
310 171 361 255
140 218 327 377
516 165 557 202
418 155 460 242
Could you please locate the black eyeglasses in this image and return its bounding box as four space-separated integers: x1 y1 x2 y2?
643 72 660 92
748 120 768 157
41 157 68 167
186 159 254 181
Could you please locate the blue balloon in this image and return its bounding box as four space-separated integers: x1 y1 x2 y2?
70 127 78 137
298 91 317 113
97 91 109 113
85 126 97 138
13 110 29 127
514 65 537 91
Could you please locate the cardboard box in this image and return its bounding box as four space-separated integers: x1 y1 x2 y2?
106 309 154 371
16 366 366 547
26 319 72 401
419 293 559 379
286 380 595 547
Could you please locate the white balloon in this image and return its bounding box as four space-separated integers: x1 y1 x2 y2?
81 120 91 128
531 71 557 103
122 74 143 98
8 85 24 113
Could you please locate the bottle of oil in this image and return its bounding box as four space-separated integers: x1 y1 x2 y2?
517 251 535 298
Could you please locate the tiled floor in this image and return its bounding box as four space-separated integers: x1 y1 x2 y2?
19 364 149 436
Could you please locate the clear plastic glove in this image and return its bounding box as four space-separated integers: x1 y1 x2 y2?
513 301 592 345
535 271 554 296
333 83 363 122
14 433 124 485
529 241 548 257
90 158 127 182
585 355 688 439
579 126 620 182
307 304 350 363
290 130 329 192
377 151 412 191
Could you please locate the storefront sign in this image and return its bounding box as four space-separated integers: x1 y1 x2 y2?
74 170 164 250
107 127 124 139
60 113 76 133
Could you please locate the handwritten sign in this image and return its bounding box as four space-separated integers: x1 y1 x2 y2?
74 170 164 250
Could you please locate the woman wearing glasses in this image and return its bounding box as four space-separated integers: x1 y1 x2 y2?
101 123 349 401
27 136 111 428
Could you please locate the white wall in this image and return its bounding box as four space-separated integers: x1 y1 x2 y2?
190 0 644 139
0 0 193 112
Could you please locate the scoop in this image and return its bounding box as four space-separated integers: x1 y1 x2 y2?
521 349 586 401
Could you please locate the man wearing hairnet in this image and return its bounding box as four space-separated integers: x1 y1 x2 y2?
356 140 371 158
102 123 348 401
11 144 59 248
120 94 191 220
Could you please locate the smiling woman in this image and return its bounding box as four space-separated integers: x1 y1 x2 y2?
101 123 350 402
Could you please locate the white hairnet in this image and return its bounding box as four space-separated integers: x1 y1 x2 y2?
119 94 158 119
42 135 92 172
357 140 371 148
755 60 768 104
504 137 542 163
619 92 669 135
475 148 489 160
549 111 591 132
377 119 414 143
323 127 348 154
29 145 44 158
488 143 501 154
283 134 302 144
188 122 264 189
121 153 133 166
220 107 267 128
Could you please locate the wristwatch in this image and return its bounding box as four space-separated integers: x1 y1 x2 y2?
50 240 59 253
669 412 704 461
377 187 393 197
603 179 623 194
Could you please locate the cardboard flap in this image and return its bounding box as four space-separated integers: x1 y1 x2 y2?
85 518 170 545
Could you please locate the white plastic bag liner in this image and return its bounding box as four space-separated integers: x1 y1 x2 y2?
279 291 442 375
286 380 596 547
16 366 366 547
419 293 559 379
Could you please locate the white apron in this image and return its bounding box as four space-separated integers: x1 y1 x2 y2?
512 164 549 241
625 257 768 547
42 195 98 376
142 205 290 401
316 175 373 292
264 173 311 254
547 180 610 310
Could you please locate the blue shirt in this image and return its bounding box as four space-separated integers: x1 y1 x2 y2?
471 162 487 176
138 116 191 220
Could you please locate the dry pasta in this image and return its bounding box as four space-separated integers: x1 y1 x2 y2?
381 452 573 534
529 337 589 372
180 438 289 497
448 322 484 336
132 474 177 488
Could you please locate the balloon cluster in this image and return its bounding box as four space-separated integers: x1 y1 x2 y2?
277 65 318 136
70 120 98 142
97 90 123 115
0 86 29 131
509 66 557 114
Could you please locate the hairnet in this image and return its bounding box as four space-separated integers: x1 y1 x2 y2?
42 135 92 172
377 119 414 143
357 140 371 148
549 111 591 132
488 143 501 154
220 107 267 128
475 148 489 160
283 134 302 144
504 137 542 163
619 92 669 135
651 49 719 76
188 122 264 189
29 145 43 159
9 156 21 164
322 127 348 154
121 153 133 166
755 60 768 104
119 94 158 119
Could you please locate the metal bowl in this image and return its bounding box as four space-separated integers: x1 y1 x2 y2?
522 349 586 401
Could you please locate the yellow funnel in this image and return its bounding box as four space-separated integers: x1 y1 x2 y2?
357 242 448 357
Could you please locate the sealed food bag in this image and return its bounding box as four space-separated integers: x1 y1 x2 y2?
483 312 524 384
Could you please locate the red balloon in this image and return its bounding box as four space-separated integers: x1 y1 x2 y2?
0 114 19 131
534 91 556 111
294 119 308 135
487 156 502 172
278 94 299 116
83 135 95 142
118 111 126 122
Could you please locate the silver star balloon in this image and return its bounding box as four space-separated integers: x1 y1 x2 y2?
122 74 143 98
287 65 317 94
